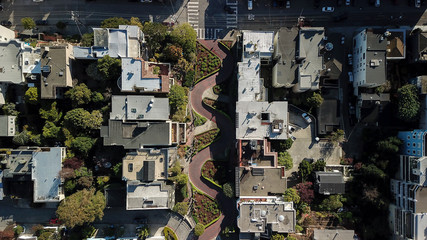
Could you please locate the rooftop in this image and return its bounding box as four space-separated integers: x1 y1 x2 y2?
237 58 263 102
0 39 24 84
110 95 170 121
122 148 176 182
236 101 288 140
313 229 355 240
126 181 174 210
237 167 286 197
40 44 73 99
315 171 345 195
242 31 274 57
238 199 295 233
0 115 15 137
239 139 276 167
0 25 15 42
317 99 340 135
94 28 128 58
272 27 299 88
101 120 172 149
386 29 406 59
120 58 170 93
31 147 65 202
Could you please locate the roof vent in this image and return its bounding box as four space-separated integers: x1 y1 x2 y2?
59 71 64 76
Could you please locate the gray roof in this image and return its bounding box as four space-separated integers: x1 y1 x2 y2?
120 58 165 92
365 30 387 85
40 45 73 99
94 28 127 58
272 27 299 88
237 167 287 197
31 147 64 202
110 95 169 121
317 99 340 135
359 93 390 108
0 115 16 137
0 25 15 42
0 40 24 84
238 200 295 233
101 120 171 149
412 30 427 62
143 161 155 182
313 229 355 240
126 181 174 210
315 171 345 195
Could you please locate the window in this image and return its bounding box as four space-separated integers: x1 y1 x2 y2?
363 53 365 59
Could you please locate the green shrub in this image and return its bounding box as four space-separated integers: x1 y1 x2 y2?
14 225 24 236
194 223 205 236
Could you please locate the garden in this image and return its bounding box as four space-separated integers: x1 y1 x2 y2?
201 160 228 187
193 110 207 127
218 40 233 50
193 128 220 153
195 42 222 82
192 192 221 226
202 98 230 119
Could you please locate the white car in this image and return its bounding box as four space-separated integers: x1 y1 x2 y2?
286 1 290 8
302 113 312 124
346 0 351 5
348 71 353 82
341 36 345 45
322 6 334 12
248 0 253 10
416 0 421 8
348 53 353 65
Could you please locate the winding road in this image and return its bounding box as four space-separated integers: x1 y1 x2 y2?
188 40 238 240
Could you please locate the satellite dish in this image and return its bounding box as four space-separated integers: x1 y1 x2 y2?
278 215 285 222
261 210 267 217
325 42 334 51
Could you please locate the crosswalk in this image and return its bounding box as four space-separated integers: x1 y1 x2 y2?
225 0 238 29
197 28 223 40
187 1 199 28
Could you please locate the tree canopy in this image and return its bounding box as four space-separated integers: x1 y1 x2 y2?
2 103 19 116
97 55 122 81
40 102 62 123
168 85 188 113
397 84 420 122
319 195 345 211
299 160 313 181
194 223 205 237
56 188 106 228
283 188 300 204
81 33 94 47
170 23 197 60
21 17 35 29
42 121 61 139
63 108 103 133
270 234 285 240
100 17 130 28
328 129 345 144
71 137 96 157
278 152 293 170
25 87 38 105
173 202 189 216
65 83 92 107
222 182 234 198
142 22 168 53
306 92 324 109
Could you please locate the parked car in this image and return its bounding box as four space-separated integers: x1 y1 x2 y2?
375 0 380 7
322 6 335 12
416 0 421 7
346 0 351 5
302 113 312 124
333 12 348 22
49 218 62 225
288 125 296 133
290 134 296 141
224 5 235 14
248 0 253 10
348 53 353 65
348 71 354 82
341 36 345 44
286 0 290 8
35 20 47 25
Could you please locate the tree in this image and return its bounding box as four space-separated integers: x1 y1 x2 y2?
56 188 106 228
313 159 326 171
91 92 104 103
173 202 189 216
170 23 197 60
142 22 168 53
319 195 345 211
71 137 96 156
21 17 35 29
270 234 285 240
59 168 76 179
306 92 324 109
137 226 150 240
14 225 24 237
397 84 420 122
299 160 313 181
222 182 234 198
86 62 104 81
0 226 15 240
2 103 18 116
278 152 293 170
77 176 94 189
129 17 143 30
328 129 345 144
63 108 103 132
183 70 195 87
65 83 92 107
361 164 386 182
100 17 130 28
296 182 314 204
194 223 205 237
42 121 61 139
81 33 94 47
40 102 62 124
25 87 38 105
168 85 188 113
283 188 300 204
171 174 188 185
161 44 183 63
377 136 402 154
13 130 30 145
97 55 121 81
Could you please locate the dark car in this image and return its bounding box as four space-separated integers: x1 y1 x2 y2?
314 0 320 8
0 4 3 11
1 20 11 27
35 20 48 25
224 5 236 14
333 12 348 22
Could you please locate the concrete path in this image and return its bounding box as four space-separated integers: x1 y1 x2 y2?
188 40 238 240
